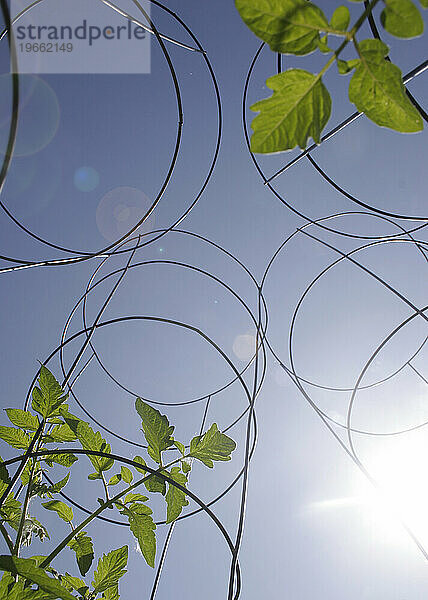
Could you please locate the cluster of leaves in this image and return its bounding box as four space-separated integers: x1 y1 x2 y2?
0 366 236 599
235 0 426 153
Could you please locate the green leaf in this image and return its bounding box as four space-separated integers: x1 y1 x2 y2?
337 58 360 74
165 466 189 523
67 531 94 576
349 39 423 132
124 493 148 504
135 399 175 464
0 495 21 525
43 453 78 468
47 473 70 495
144 473 166 496
21 459 41 486
32 366 68 419
41 500 73 523
250 68 331 152
88 472 101 481
108 474 121 486
317 36 332 53
61 573 89 597
0 571 56 600
180 457 193 473
131 455 167 493
235 0 329 55
0 556 76 600
64 417 114 475
21 518 50 546
330 5 350 30
47 424 77 443
101 586 119 600
173 440 185 456
120 466 133 484
92 546 128 594
132 456 146 474
420 0 428 8
180 457 192 474
97 498 113 510
124 504 156 568
0 426 29 449
0 456 11 497
189 423 236 468
33 474 69 499
381 0 424 38
5 409 39 431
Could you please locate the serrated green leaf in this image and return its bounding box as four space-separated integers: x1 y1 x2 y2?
349 38 423 132
32 366 68 419
131 456 167 494
43 453 78 468
20 459 41 486
181 457 192 474
165 466 189 523
41 500 73 523
381 0 424 38
88 472 101 480
67 531 94 576
189 423 236 468
47 424 77 443
0 571 56 600
135 399 175 465
235 0 329 55
5 409 39 431
47 473 70 495
62 573 89 597
92 546 128 594
120 466 133 484
0 556 76 600
0 426 29 449
250 68 331 152
144 473 166 495
330 5 350 30
63 417 113 475
101 585 119 600
0 495 21 524
122 505 156 568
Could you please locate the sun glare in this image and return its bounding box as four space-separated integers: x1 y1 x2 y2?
360 437 428 539
307 436 428 552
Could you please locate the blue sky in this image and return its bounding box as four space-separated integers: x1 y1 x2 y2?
0 0 428 598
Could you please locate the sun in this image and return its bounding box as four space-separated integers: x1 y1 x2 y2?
307 434 428 554
357 435 428 549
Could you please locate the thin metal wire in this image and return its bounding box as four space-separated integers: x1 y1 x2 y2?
0 0 427 598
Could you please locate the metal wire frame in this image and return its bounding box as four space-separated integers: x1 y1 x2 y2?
0 0 426 598
241 2 428 586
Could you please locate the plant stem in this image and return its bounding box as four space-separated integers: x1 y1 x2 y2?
40 457 181 569
0 420 44 510
13 419 46 555
326 0 382 73
13 454 36 555
101 473 110 502
0 520 14 553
